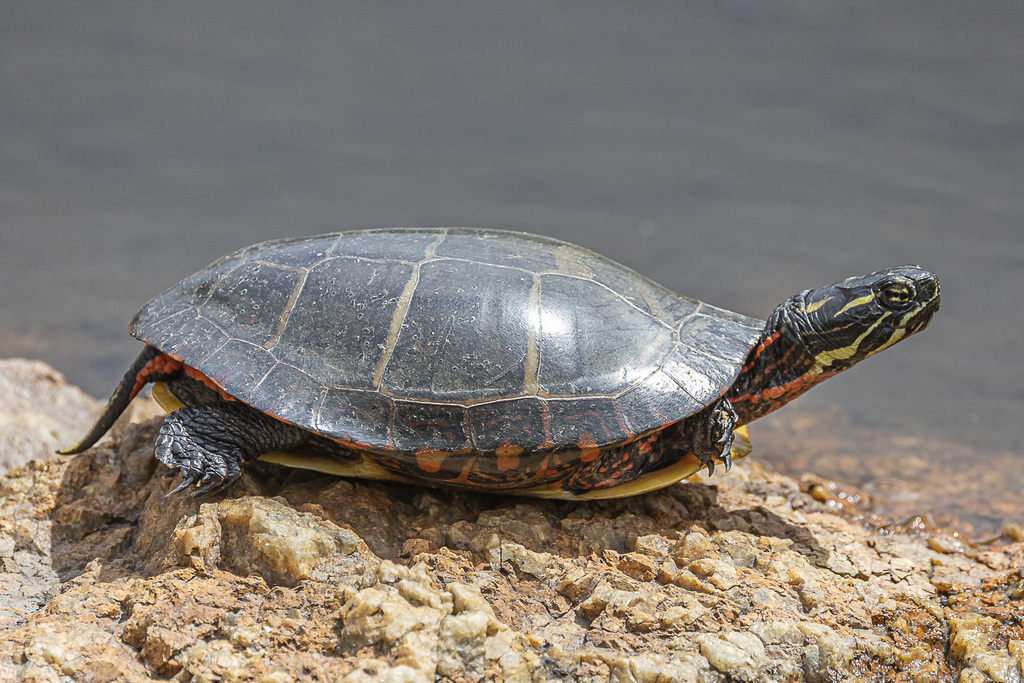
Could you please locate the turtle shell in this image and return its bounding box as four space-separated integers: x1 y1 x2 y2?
132 228 762 466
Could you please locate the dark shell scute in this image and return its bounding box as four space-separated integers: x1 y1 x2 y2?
273 258 411 390
431 230 562 271
468 398 548 452
546 396 628 448
252 241 332 269
250 363 325 427
316 387 393 447
380 260 534 401
617 371 704 435
131 309 227 362
536 273 674 396
676 308 763 364
200 340 279 402
327 230 441 262
563 250 684 323
391 400 471 453
201 260 302 349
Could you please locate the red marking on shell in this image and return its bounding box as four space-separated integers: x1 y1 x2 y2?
539 402 554 449
484 414 525 431
495 441 523 472
409 419 450 429
415 448 449 474
577 432 601 463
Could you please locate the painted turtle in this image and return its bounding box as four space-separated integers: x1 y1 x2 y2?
64 228 940 500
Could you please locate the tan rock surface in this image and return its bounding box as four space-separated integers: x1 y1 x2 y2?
0 360 1021 682
0 359 100 473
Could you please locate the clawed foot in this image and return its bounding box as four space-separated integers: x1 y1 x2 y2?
155 406 245 497
695 399 738 477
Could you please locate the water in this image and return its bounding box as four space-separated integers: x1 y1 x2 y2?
2 2 1021 534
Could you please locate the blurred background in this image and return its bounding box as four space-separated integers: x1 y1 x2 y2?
1 2 1021 536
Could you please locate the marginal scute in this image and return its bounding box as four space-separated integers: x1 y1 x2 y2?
392 400 470 454
468 397 548 453
546 397 628 449
201 340 278 402
250 363 324 427
617 371 704 435
663 311 763 404
131 309 226 361
661 352 724 406
316 387 392 448
678 309 762 365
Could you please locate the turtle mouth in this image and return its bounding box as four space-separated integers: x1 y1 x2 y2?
907 304 937 335
906 281 940 333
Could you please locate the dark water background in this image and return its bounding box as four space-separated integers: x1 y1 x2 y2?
2 2 1021 534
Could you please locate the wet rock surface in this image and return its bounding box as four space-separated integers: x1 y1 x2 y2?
0 361 1022 682
752 407 1024 541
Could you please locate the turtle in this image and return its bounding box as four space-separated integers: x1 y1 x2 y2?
63 228 940 500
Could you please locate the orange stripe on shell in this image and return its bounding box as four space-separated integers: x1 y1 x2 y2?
495 441 523 471
577 432 601 463
415 448 449 474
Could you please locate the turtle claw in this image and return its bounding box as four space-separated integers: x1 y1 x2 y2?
190 474 230 498
694 398 739 477
167 477 193 497
162 457 236 498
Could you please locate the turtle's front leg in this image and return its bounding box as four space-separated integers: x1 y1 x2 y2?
691 398 738 476
155 401 307 496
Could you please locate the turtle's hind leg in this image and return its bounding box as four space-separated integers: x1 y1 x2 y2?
60 346 182 454
156 401 307 497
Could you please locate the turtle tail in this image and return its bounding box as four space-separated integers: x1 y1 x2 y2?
59 345 182 454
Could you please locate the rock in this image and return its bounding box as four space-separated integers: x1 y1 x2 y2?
0 359 1023 681
609 653 701 683
0 359 100 473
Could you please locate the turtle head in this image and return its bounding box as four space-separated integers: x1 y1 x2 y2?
785 265 940 373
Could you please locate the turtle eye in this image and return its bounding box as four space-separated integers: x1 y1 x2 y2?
879 280 915 310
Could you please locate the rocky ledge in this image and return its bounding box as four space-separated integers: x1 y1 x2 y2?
0 360 1021 682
